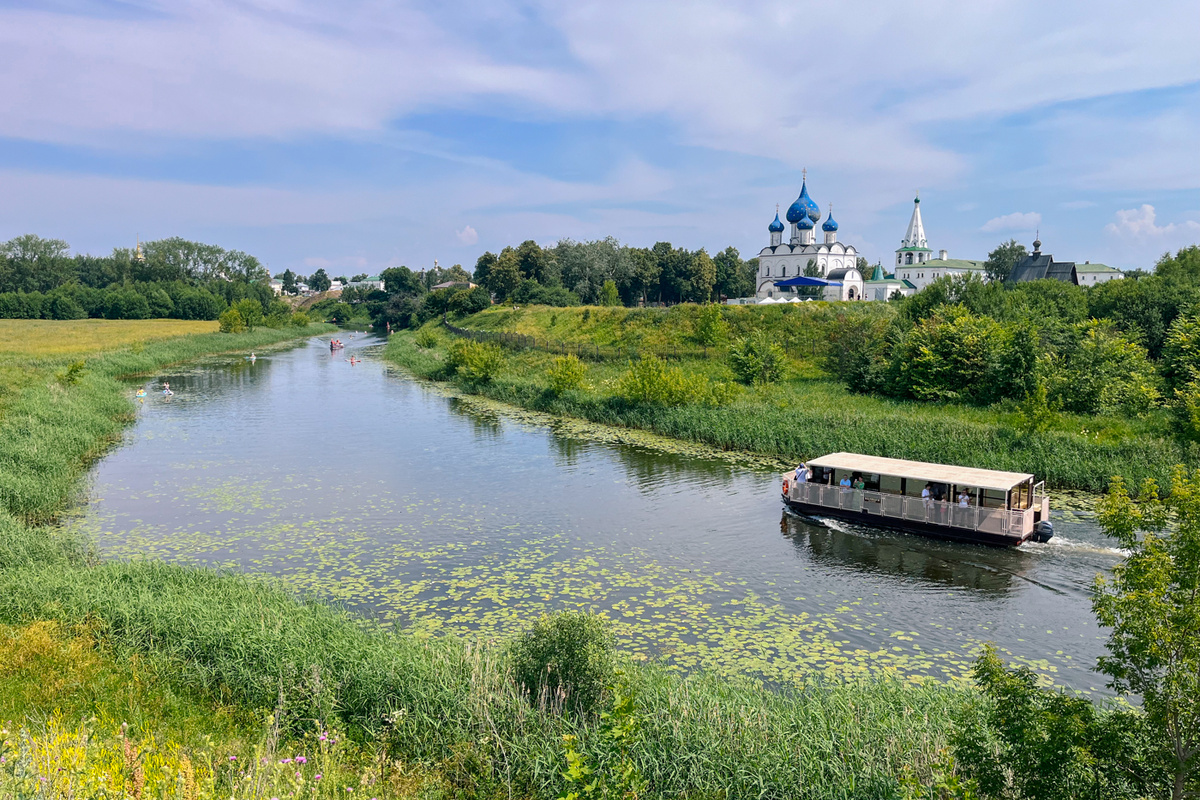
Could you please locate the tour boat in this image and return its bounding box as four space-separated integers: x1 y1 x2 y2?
782 452 1053 547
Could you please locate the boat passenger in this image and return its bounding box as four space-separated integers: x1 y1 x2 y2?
839 475 852 492
958 489 971 508
794 463 808 483
922 483 933 509
852 476 866 491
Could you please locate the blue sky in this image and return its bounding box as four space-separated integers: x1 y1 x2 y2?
0 0 1197 275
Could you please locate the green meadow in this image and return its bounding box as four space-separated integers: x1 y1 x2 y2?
390 304 1185 492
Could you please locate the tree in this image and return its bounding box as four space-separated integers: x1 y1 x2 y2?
713 246 751 300
485 249 523 301
380 266 423 296
1043 321 1160 416
218 308 246 333
233 297 264 330
1095 473 1200 800
684 249 716 304
308 268 332 292
1155 245 1200 284
473 252 498 289
351 273 367 282
281 269 298 295
515 240 559 286
0 234 72 293
985 239 1028 283
599 280 620 306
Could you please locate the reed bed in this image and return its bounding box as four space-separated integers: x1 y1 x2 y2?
0 561 964 799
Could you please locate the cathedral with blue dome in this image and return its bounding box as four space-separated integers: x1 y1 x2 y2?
755 172 862 300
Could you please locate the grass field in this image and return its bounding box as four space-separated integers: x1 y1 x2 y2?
404 305 1187 493
0 318 219 356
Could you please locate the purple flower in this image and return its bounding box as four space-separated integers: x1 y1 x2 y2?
229 756 237 762
295 756 307 764
315 774 322 781
280 758 292 764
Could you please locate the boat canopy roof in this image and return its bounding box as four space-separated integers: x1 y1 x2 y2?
805 452 1034 492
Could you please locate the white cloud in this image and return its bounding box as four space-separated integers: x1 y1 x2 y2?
1105 205 1200 237
455 225 479 245
981 212 1041 232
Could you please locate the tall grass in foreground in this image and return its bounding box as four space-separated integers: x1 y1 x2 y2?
0 562 965 799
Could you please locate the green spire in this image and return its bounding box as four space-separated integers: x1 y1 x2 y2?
870 263 885 281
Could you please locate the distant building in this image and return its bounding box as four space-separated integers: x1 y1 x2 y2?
1075 262 1124 285
895 194 933 270
432 280 478 291
863 263 915 301
269 279 284 295
756 172 862 299
345 275 385 292
1008 236 1080 285
895 256 987 291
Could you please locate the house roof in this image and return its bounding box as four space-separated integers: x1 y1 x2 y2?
1008 253 1077 285
915 258 986 270
1074 263 1122 274
804 452 1034 491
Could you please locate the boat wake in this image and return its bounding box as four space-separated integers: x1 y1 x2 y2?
1020 534 1127 557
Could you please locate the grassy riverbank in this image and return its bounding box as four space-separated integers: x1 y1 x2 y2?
0 318 974 798
393 305 1186 492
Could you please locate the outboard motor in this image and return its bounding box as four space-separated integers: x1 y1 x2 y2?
1031 520 1054 543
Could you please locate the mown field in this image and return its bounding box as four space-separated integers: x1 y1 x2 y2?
404 304 1187 492
0 317 979 799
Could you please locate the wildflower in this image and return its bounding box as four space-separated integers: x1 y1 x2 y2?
280 758 292 764
319 735 327 742
229 756 237 762
315 774 322 781
295 756 308 764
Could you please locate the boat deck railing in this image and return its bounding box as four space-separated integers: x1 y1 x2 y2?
786 481 1034 540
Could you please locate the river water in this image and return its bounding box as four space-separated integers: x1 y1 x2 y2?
71 333 1124 691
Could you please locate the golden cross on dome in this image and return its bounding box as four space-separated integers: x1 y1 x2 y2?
802 167 807 181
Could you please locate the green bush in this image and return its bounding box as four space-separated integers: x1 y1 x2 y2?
952 644 1161 800
447 339 506 384
218 308 246 333
414 328 439 349
448 286 491 315
288 311 310 327
728 331 786 384
507 611 614 716
232 298 263 330
693 304 728 346
614 356 707 405
1043 321 1160 416
547 354 588 394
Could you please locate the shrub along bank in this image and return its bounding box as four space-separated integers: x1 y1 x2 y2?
389 307 1184 492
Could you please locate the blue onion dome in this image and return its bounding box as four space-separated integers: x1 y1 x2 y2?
797 215 815 230
785 196 806 224
768 212 785 233
822 206 838 232
799 180 821 222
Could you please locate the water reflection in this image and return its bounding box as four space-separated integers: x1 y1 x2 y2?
780 511 1024 595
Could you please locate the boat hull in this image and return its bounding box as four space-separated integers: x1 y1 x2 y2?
782 495 1029 548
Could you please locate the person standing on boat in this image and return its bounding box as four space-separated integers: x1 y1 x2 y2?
794 463 809 483
922 483 933 518
958 489 971 507
839 475 852 492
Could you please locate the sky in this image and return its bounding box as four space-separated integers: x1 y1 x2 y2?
0 0 1198 276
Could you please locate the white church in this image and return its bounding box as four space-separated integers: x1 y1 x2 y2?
754 173 864 301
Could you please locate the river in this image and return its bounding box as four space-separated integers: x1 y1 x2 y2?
70 333 1124 691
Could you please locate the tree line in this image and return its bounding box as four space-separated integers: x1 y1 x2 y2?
823 245 1200 433
0 234 286 322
